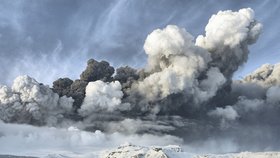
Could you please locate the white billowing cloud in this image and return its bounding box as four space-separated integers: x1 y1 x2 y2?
209 106 239 121
244 63 280 87
196 8 261 49
133 25 213 102
144 25 211 72
0 85 20 105
243 64 273 83
0 75 73 125
196 67 226 103
131 8 262 106
80 80 129 116
143 25 205 71
196 8 262 77
12 75 61 110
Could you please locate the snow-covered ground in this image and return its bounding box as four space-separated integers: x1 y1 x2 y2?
1 122 279 158
2 145 280 158
101 144 280 158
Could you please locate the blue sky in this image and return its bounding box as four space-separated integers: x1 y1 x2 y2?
0 0 279 85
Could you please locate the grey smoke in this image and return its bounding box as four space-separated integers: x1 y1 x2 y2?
0 75 73 126
196 8 263 79
52 59 115 110
114 66 139 83
52 78 73 97
80 59 114 82
68 79 88 110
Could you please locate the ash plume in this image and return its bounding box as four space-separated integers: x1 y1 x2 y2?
0 75 73 126
243 63 280 86
114 66 139 89
2 8 280 151
52 78 73 97
196 8 263 79
79 80 130 116
52 59 115 110
80 59 115 82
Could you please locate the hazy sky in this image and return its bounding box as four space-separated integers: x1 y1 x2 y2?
0 0 279 85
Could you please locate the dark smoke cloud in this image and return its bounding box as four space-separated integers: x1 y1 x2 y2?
52 78 73 97
114 66 139 86
1 8 280 152
68 79 88 110
52 59 115 110
80 59 114 82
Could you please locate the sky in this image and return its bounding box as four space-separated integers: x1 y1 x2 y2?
0 0 279 85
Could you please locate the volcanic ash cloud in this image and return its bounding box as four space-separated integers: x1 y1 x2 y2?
4 8 280 152
0 75 73 125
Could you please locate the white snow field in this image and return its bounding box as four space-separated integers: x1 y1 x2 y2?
102 144 280 158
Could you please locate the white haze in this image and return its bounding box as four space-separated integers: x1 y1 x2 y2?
0 121 182 157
